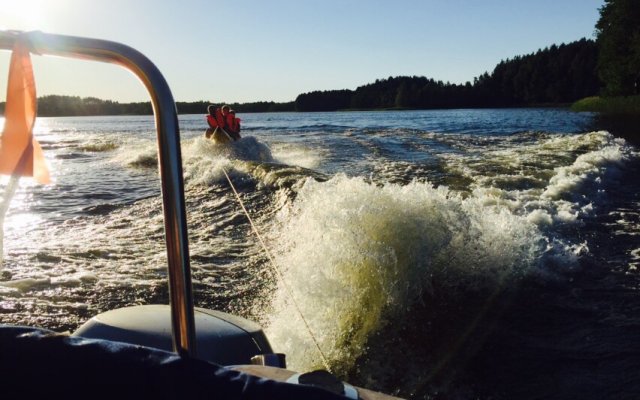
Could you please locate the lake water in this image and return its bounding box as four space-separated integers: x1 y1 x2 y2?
0 109 639 399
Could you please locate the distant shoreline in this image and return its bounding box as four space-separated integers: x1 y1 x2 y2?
0 96 578 118
1 39 601 117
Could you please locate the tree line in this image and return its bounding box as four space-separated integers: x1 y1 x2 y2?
295 0 639 111
295 39 599 111
10 38 597 116
0 96 296 116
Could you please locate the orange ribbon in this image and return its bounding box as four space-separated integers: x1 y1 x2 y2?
0 40 50 184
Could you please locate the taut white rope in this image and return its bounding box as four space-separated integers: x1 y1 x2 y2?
221 166 332 372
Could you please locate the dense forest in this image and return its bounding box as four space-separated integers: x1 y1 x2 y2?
296 39 599 111
595 0 640 96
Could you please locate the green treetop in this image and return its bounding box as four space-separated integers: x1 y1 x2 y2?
596 0 640 96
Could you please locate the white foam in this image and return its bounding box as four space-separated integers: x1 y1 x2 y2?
264 175 542 374
443 131 636 228
270 143 324 169
181 136 276 186
78 140 119 152
527 209 553 226
0 277 52 291
111 139 158 168
542 137 627 200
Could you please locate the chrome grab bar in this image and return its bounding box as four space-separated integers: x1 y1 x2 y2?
0 30 196 358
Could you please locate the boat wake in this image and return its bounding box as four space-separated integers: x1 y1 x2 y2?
2 113 638 399
262 175 544 377
254 130 639 397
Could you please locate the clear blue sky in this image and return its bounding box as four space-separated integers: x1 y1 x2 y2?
1 0 604 104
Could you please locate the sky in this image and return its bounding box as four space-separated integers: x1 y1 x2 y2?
0 0 604 104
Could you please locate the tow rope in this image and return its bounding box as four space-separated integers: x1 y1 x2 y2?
221 166 332 372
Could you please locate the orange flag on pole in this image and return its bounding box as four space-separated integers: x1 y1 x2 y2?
0 40 50 184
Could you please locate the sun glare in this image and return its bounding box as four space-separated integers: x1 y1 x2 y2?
0 0 47 29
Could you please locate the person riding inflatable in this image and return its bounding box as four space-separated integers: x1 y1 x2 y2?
222 106 241 140
206 105 225 129
205 104 241 142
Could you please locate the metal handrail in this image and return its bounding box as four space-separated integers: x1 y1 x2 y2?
0 30 196 358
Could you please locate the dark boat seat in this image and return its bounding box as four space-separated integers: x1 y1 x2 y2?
0 325 347 399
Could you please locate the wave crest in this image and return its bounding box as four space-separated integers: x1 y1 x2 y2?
264 175 543 374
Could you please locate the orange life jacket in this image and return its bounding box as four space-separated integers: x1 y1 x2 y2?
206 108 227 129
225 113 241 134
206 114 218 128
215 108 225 128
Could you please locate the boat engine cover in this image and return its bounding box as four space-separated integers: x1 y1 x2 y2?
73 304 273 365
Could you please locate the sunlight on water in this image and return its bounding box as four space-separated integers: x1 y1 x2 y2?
4 203 43 233
269 142 325 169
0 169 48 270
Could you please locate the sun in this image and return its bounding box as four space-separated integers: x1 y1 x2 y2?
0 0 47 30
